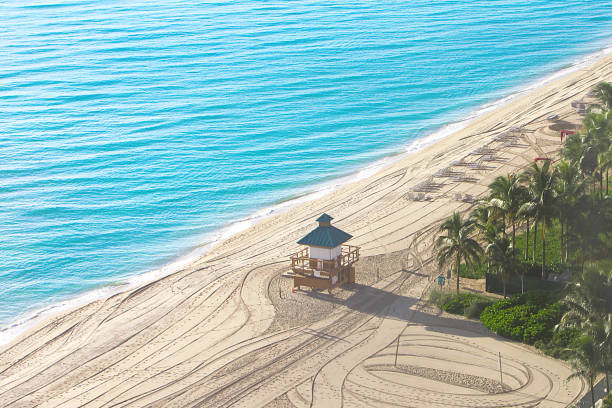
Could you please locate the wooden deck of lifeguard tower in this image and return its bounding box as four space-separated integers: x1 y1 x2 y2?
290 245 359 293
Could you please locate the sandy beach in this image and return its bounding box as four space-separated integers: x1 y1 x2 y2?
2 52 612 407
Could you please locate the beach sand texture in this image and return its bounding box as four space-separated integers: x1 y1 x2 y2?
2 54 612 407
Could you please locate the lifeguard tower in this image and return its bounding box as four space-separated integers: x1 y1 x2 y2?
290 213 360 293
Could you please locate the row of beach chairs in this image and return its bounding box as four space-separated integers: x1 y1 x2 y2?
469 146 496 156
407 122 535 200
571 100 587 115
405 192 432 201
434 167 463 178
455 193 477 203
411 179 445 192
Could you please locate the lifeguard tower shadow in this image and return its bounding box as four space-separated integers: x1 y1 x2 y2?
299 272 490 338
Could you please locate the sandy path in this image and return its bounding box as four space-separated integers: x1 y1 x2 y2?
1 55 611 407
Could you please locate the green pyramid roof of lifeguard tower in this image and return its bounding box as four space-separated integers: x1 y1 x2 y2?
316 213 333 223
297 214 352 248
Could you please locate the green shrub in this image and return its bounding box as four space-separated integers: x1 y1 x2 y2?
538 327 581 360
465 299 494 319
458 262 486 279
429 290 494 319
523 303 562 344
602 392 612 408
428 289 451 309
442 294 473 314
520 290 559 308
480 291 561 341
481 303 537 340
480 290 577 360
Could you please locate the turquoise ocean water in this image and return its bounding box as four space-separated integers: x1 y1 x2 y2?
1 0 612 337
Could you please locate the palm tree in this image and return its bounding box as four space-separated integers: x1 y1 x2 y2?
597 149 612 196
488 173 528 250
568 335 603 408
562 132 586 165
470 204 502 244
559 267 612 330
517 185 536 262
600 315 612 395
435 212 483 294
561 267 612 394
470 204 502 276
572 194 612 266
583 318 612 397
486 236 521 297
555 161 584 263
591 82 612 111
520 161 559 279
582 110 612 197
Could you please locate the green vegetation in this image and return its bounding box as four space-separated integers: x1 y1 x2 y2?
514 220 562 268
435 213 483 294
432 81 612 399
457 220 564 280
430 289 582 359
456 263 485 279
536 327 582 360
603 392 612 408
428 290 494 319
479 291 569 347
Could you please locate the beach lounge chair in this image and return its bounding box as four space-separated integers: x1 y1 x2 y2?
475 147 495 155
434 167 454 178
493 133 517 143
452 159 469 167
467 162 492 171
452 174 478 183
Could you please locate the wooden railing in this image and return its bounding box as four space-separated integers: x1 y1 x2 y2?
341 245 359 267
290 245 360 276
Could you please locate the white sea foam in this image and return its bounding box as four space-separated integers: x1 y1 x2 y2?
2 41 612 347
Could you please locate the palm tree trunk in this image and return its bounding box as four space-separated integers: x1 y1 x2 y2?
541 225 547 280
525 218 530 260
533 222 538 263
565 221 570 263
606 371 609 394
456 253 461 294
590 374 595 408
564 230 568 264
512 221 516 252
560 221 564 264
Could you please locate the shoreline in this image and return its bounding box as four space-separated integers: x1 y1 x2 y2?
1 40 609 407
2 40 612 347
